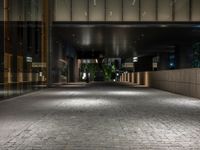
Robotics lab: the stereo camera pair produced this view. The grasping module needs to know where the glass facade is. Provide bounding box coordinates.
[0,0,45,99]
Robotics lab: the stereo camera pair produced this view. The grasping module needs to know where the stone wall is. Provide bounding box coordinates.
[120,68,200,99]
[148,68,200,99]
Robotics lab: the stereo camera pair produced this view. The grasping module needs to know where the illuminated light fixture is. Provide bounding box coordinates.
[39,72,43,77]
[109,11,113,16]
[26,57,32,62]
[160,24,168,28]
[82,73,86,80]
[170,63,174,67]
[133,57,138,62]
[142,11,146,17]
[94,0,97,6]
[132,0,136,6]
[193,25,200,28]
[95,59,98,63]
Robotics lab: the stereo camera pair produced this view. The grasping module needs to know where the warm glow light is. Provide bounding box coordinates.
[64,98,113,108]
[82,29,91,46]
[161,97,200,108]
[82,73,86,80]
[42,90,152,97]
[106,90,151,96]
[133,57,138,62]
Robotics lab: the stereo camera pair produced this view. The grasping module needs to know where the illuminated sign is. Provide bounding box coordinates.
[26,57,32,62]
[123,63,134,68]
[32,63,47,68]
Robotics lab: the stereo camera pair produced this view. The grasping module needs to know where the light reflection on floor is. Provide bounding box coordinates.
[0,82,200,149]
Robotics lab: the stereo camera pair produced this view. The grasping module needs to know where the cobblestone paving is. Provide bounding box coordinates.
[0,82,200,150]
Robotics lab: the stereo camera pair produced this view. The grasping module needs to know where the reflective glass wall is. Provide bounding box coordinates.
[0,0,46,100]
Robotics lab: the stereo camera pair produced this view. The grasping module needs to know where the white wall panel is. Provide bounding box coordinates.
[157,0,172,21]
[191,0,200,21]
[72,0,88,21]
[174,0,189,21]
[54,0,71,21]
[140,0,156,21]
[89,0,105,21]
[106,0,122,21]
[123,0,139,21]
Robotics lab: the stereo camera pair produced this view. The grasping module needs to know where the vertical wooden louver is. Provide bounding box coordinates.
[41,0,49,85]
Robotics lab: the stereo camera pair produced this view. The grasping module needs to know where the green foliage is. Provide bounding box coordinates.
[81,63,116,81]
[102,65,112,80]
[81,63,98,80]
[103,64,115,81]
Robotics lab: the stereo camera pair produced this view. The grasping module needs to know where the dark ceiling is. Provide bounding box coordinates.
[53,23,200,58]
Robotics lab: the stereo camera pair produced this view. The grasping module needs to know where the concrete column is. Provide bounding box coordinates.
[41,0,53,86]
[127,73,130,82]
[144,72,150,87]
[123,73,125,82]
[158,52,169,70]
[3,0,10,97]
[136,72,140,85]
[131,73,135,84]
[74,58,80,82]
[175,45,192,69]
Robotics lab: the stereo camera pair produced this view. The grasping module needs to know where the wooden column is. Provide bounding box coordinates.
[41,0,49,85]
[3,0,10,96]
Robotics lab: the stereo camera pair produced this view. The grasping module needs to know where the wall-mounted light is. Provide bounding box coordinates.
[82,72,86,80]
[132,0,136,6]
[39,72,43,77]
[133,57,138,62]
[142,11,146,17]
[94,0,97,6]
[109,11,113,16]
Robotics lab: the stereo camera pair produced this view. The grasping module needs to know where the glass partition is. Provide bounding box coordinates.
[1,0,45,100]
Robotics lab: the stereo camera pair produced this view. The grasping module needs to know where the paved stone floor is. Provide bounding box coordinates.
[0,82,200,150]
